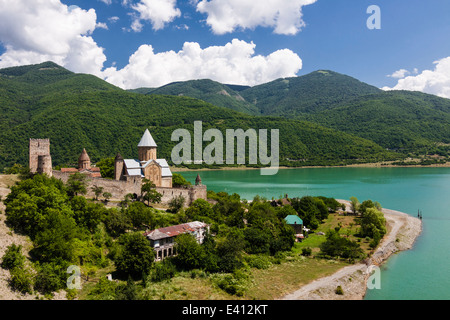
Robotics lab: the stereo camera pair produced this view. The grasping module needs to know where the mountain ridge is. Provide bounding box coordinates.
[0,61,401,170]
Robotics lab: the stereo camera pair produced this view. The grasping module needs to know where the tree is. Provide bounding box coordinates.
[103,192,112,203]
[360,208,387,239]
[244,227,271,254]
[168,195,185,213]
[126,201,154,230]
[114,232,155,279]
[141,179,162,206]
[34,261,70,294]
[10,267,34,294]
[185,199,214,221]
[349,197,360,215]
[115,276,139,300]
[1,244,25,270]
[150,259,177,282]
[291,196,320,229]
[320,229,364,260]
[32,209,78,263]
[91,185,104,201]
[216,229,245,273]
[172,173,191,187]
[120,193,134,208]
[96,157,115,179]
[173,233,203,270]
[67,172,88,197]
[104,208,132,237]
[4,174,69,238]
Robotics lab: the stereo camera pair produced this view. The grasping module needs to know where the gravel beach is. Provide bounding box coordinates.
[282,200,423,300]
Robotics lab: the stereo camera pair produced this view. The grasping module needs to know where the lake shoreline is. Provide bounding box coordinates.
[281,200,423,300]
[171,162,450,172]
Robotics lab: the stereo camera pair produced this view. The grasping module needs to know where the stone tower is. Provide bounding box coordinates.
[195,174,202,186]
[29,139,52,177]
[114,153,124,180]
[138,129,157,162]
[78,148,91,170]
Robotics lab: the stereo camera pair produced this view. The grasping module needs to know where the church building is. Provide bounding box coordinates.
[60,148,102,178]
[114,129,173,188]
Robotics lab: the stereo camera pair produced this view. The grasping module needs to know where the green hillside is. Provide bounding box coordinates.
[129,70,450,155]
[0,62,399,170]
[239,70,382,115]
[306,91,450,152]
[132,79,260,115]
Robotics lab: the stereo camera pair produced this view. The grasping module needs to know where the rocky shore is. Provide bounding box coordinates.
[282,200,423,300]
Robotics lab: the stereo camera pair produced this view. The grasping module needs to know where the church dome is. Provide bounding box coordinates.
[79,148,90,161]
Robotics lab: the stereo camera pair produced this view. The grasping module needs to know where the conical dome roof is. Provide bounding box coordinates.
[138,129,157,147]
[78,148,90,161]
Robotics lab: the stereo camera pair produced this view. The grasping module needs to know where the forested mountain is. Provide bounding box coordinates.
[238,70,382,115]
[133,70,450,154]
[0,62,399,170]
[130,79,260,115]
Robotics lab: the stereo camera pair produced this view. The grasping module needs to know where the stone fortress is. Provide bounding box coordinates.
[29,129,207,206]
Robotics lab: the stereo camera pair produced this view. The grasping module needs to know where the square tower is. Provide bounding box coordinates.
[29,139,52,176]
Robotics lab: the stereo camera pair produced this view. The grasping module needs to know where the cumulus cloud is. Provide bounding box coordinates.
[96,22,109,30]
[387,69,410,79]
[0,0,106,76]
[129,0,181,31]
[387,68,419,79]
[383,57,450,99]
[103,39,303,89]
[194,0,317,35]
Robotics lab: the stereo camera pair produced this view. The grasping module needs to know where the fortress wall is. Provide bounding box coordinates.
[53,170,205,205]
[53,170,141,201]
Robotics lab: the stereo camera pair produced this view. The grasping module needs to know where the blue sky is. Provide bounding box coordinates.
[1,0,450,96]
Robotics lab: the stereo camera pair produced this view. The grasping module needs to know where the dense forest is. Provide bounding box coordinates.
[0,62,401,171]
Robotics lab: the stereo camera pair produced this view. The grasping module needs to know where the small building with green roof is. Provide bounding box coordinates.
[284,215,304,241]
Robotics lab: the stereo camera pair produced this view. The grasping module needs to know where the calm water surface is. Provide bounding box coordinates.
[181,167,450,300]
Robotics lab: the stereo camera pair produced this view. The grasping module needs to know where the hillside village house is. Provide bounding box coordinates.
[284,215,304,242]
[144,221,210,261]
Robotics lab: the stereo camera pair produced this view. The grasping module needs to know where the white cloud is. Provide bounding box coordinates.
[96,22,109,30]
[130,0,181,31]
[99,0,112,5]
[108,16,120,23]
[194,0,317,35]
[387,69,410,79]
[382,57,450,99]
[0,0,106,76]
[102,39,303,89]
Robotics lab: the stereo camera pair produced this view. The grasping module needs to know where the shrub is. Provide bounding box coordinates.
[9,268,34,294]
[301,247,312,257]
[33,261,69,294]
[1,244,25,270]
[212,273,248,297]
[151,259,177,282]
[245,255,272,270]
[335,285,344,295]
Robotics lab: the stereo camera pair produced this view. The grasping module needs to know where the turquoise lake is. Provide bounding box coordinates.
[180,167,450,300]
